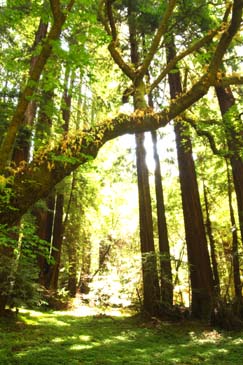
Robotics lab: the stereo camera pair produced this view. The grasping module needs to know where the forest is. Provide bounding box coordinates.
[0,0,243,362]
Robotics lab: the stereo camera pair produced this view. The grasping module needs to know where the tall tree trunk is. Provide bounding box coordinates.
[0,246,14,315]
[215,85,243,310]
[62,172,78,297]
[36,64,72,291]
[33,85,55,288]
[12,20,48,165]
[215,86,243,246]
[203,182,220,295]
[225,159,242,307]
[36,193,64,291]
[79,236,92,294]
[151,130,173,307]
[127,0,160,315]
[135,132,161,315]
[167,41,214,319]
[35,196,55,287]
[67,241,77,298]
[48,194,64,290]
[47,66,73,290]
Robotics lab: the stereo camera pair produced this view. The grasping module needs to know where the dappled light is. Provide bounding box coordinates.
[1,308,243,364]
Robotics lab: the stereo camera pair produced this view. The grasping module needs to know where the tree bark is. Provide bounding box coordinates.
[167,41,214,319]
[225,159,242,305]
[151,130,173,307]
[127,0,161,315]
[215,86,243,245]
[34,196,55,287]
[48,193,64,290]
[135,132,161,315]
[203,182,220,294]
[62,172,78,298]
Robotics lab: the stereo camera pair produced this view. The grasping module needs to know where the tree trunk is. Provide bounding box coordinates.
[79,237,92,295]
[48,193,64,290]
[225,159,242,306]
[215,85,243,310]
[203,182,220,295]
[12,20,48,165]
[127,0,160,315]
[135,132,161,315]
[35,62,72,291]
[151,130,173,307]
[35,196,55,287]
[167,41,214,319]
[215,86,243,245]
[68,241,77,298]
[0,246,13,314]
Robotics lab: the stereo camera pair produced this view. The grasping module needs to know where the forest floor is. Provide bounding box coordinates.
[0,305,243,365]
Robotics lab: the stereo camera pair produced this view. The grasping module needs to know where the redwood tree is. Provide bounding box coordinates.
[167,41,214,319]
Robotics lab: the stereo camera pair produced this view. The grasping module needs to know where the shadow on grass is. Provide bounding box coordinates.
[0,309,243,365]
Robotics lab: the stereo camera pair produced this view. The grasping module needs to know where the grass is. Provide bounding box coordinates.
[0,306,243,365]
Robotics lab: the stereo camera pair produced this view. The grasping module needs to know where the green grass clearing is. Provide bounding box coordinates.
[0,307,243,364]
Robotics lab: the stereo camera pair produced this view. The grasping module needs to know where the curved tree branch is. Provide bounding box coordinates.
[98,0,135,80]
[184,116,230,157]
[105,0,117,41]
[150,27,221,92]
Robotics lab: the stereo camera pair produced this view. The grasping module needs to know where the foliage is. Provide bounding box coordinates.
[0,255,41,309]
[0,220,51,258]
[0,219,51,309]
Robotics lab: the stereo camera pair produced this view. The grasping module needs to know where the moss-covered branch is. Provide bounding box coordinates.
[0,72,213,226]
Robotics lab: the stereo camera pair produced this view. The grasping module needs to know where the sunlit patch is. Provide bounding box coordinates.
[201,330,222,341]
[79,335,92,341]
[56,306,100,317]
[69,344,93,351]
[217,348,229,354]
[189,329,223,344]
[52,337,65,343]
[19,309,70,327]
[55,303,132,318]
[20,309,45,317]
[232,338,243,344]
